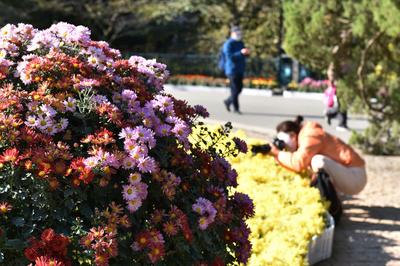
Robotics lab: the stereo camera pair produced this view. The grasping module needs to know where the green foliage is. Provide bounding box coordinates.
[283,0,400,155]
[283,0,343,70]
[0,0,280,59]
[349,121,400,155]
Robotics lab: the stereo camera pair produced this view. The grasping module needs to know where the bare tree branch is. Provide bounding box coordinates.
[357,30,386,113]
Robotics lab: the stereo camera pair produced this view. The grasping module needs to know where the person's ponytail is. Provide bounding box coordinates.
[276,115,304,134]
[294,115,304,126]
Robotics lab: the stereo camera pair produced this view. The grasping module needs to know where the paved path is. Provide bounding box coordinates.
[317,155,400,266]
[165,85,368,142]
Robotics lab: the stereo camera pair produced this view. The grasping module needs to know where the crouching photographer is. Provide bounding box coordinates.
[264,116,367,223]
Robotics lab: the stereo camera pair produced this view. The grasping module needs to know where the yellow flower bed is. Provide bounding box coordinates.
[230,133,327,266]
[190,125,327,265]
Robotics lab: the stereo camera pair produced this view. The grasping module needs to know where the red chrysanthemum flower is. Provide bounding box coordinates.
[70,157,85,171]
[211,256,225,266]
[118,215,131,228]
[163,221,178,236]
[69,157,95,184]
[20,126,40,144]
[223,230,233,243]
[34,256,65,266]
[0,148,19,164]
[50,234,70,253]
[36,162,52,178]
[24,228,71,264]
[80,233,94,248]
[0,202,12,214]
[94,252,109,266]
[78,168,94,184]
[24,247,40,262]
[135,231,151,249]
[147,243,165,264]
[41,228,56,243]
[151,209,164,224]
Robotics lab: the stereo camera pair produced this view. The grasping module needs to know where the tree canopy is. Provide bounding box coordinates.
[283,0,400,154]
[0,0,280,57]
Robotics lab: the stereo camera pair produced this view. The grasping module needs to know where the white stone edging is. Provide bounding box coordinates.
[282,90,324,100]
[165,84,325,100]
[164,84,272,97]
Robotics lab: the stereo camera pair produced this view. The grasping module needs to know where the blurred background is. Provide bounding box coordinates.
[0,0,320,86]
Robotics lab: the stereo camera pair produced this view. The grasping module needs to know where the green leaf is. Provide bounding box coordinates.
[32,209,48,221]
[64,188,74,197]
[65,198,75,210]
[11,217,25,227]
[5,239,25,250]
[80,203,93,219]
[22,226,35,239]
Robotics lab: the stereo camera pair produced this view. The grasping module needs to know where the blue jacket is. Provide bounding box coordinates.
[223,38,246,76]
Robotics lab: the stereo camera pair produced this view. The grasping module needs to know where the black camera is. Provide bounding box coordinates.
[250,138,286,155]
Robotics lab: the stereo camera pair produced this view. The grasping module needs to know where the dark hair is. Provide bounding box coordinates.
[276,115,304,134]
[230,25,241,33]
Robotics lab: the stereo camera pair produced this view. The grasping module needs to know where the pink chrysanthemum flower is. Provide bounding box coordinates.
[128,173,141,184]
[137,156,157,173]
[126,198,142,213]
[122,184,139,201]
[122,156,136,169]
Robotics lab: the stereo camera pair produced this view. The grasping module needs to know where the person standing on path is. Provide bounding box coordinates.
[325,63,349,131]
[222,25,250,114]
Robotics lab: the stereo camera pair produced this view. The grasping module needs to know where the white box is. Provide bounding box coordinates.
[307,213,335,265]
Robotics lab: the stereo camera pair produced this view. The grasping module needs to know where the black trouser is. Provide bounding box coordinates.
[226,74,243,112]
[337,111,348,127]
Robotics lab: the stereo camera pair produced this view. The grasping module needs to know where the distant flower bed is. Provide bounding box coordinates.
[244,77,277,89]
[168,74,227,87]
[168,75,277,89]
[287,78,328,92]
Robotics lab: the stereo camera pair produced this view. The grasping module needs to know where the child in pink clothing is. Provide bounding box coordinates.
[323,80,338,125]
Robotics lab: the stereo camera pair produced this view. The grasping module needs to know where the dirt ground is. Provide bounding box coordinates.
[242,129,400,265]
[317,155,400,266]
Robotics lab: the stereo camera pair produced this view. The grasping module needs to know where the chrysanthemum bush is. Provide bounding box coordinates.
[0,22,253,265]
[191,127,328,266]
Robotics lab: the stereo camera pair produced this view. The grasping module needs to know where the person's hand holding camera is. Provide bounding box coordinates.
[250,138,285,156]
[269,144,280,157]
[241,48,250,56]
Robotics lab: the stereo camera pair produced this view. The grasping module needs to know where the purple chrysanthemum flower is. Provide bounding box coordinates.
[119,127,134,140]
[232,137,248,154]
[233,192,254,219]
[137,156,157,173]
[193,105,209,118]
[122,184,140,201]
[192,197,217,230]
[121,89,137,101]
[129,145,148,161]
[122,156,136,169]
[155,123,172,137]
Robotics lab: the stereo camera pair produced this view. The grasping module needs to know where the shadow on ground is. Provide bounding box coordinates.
[316,199,400,266]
